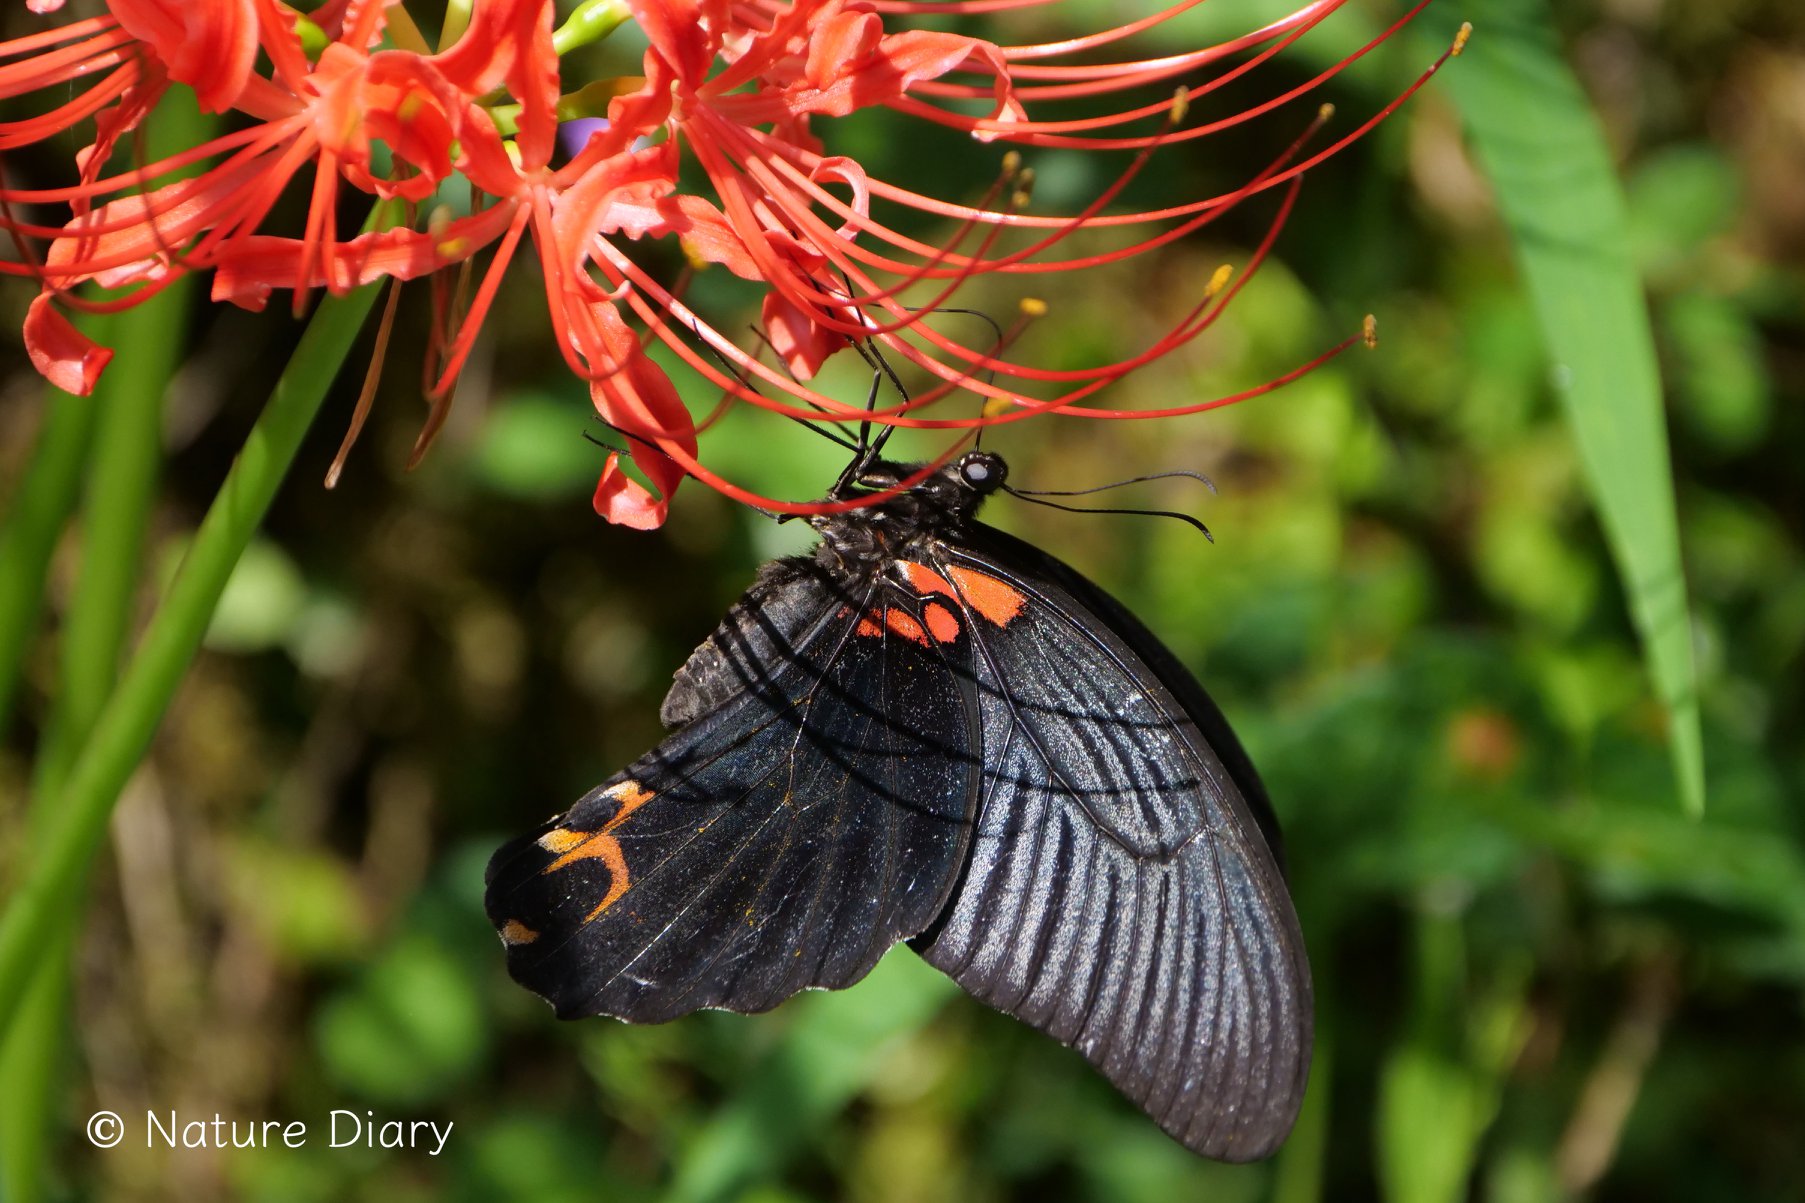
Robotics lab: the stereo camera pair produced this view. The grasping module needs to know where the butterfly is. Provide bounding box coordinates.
[484,449,1311,1161]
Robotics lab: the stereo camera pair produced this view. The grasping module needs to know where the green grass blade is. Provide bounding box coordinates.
[0,276,386,1043]
[0,227,202,1203]
[1423,2,1704,814]
[0,92,216,1202]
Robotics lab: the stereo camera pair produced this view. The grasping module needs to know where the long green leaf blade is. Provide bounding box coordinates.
[1425,3,1704,814]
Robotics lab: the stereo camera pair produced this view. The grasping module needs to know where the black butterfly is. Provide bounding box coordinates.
[484,450,1311,1161]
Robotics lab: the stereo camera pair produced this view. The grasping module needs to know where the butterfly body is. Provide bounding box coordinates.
[486,452,1311,1160]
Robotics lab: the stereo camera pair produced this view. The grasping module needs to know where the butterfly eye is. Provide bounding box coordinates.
[959,452,1006,493]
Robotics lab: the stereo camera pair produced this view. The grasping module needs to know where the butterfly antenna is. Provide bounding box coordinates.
[827,358,888,500]
[695,320,860,456]
[836,336,914,487]
[584,423,785,522]
[1002,487,1215,543]
[1010,468,1219,497]
[583,421,626,453]
[930,306,1007,450]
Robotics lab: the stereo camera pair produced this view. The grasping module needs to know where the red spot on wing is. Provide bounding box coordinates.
[948,565,1026,627]
[854,605,933,647]
[923,602,961,643]
[902,561,956,598]
[883,607,930,646]
[900,560,1026,629]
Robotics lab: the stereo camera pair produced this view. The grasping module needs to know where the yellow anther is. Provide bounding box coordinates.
[679,235,712,271]
[1019,297,1048,318]
[1453,23,1472,56]
[1206,264,1234,297]
[1363,314,1379,349]
[1011,167,1036,209]
[1170,86,1190,125]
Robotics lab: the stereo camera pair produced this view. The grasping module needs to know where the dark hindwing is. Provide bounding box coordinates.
[485,559,978,1022]
[910,527,1312,1162]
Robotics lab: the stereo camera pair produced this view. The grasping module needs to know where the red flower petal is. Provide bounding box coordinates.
[311,50,470,201]
[25,292,113,395]
[621,0,718,88]
[109,0,258,113]
[592,451,668,531]
[587,306,697,530]
[208,204,518,309]
[761,289,842,381]
[43,155,271,286]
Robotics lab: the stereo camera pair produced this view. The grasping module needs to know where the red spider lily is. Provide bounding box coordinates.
[2,0,1466,528]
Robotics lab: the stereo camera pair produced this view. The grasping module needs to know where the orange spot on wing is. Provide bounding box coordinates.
[923,602,961,644]
[948,565,1026,627]
[538,828,587,856]
[582,847,633,922]
[535,780,658,922]
[606,780,656,817]
[500,919,539,945]
[857,613,884,639]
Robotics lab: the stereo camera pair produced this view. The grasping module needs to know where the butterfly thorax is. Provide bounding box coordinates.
[810,452,1007,577]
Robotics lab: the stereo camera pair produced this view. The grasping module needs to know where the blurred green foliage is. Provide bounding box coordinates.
[2,1,1804,1201]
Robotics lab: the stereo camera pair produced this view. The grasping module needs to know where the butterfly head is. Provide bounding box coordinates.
[843,451,1006,502]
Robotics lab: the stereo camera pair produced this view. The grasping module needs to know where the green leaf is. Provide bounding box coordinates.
[0,251,392,1043]
[669,950,957,1203]
[1376,909,1530,1203]
[1423,3,1704,814]
[315,935,489,1106]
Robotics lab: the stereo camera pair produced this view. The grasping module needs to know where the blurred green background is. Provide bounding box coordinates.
[2,1,1803,1200]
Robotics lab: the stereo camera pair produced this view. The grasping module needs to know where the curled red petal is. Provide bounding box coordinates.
[506,0,559,172]
[587,306,698,530]
[592,452,668,530]
[108,0,258,113]
[717,25,1022,132]
[208,204,518,309]
[548,143,679,256]
[43,155,270,287]
[25,293,113,395]
[621,0,716,88]
[805,8,883,91]
[662,195,762,279]
[761,289,842,380]
[311,50,470,201]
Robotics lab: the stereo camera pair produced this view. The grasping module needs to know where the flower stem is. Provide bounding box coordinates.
[553,0,631,56]
[0,248,197,1203]
[33,289,193,797]
[441,0,474,51]
[0,370,104,740]
[0,279,385,1042]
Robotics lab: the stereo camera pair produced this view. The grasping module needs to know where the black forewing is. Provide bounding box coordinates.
[485,559,979,1023]
[910,526,1311,1162]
